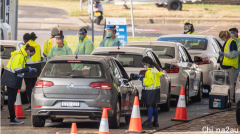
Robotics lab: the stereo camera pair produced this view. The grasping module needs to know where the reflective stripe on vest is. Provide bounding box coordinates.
[47,40,49,55]
[5,54,24,73]
[143,71,159,90]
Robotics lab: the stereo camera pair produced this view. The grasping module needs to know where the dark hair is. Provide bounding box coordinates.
[56,30,64,38]
[219,31,231,39]
[109,25,117,33]
[229,28,238,33]
[23,32,37,41]
[184,22,195,34]
[142,56,161,71]
[25,44,35,53]
[79,27,87,33]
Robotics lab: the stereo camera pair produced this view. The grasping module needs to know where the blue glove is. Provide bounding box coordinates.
[29,67,37,72]
[134,74,143,79]
[219,52,224,56]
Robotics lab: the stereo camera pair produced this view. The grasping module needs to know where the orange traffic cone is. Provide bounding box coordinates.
[98,108,109,134]
[56,132,60,134]
[126,96,145,133]
[70,123,77,134]
[14,90,26,119]
[171,87,188,122]
[124,93,130,111]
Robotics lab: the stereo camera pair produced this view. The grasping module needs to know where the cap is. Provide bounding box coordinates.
[51,28,59,36]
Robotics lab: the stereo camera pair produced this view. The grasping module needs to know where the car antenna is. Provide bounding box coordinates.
[118,41,120,49]
[75,54,78,59]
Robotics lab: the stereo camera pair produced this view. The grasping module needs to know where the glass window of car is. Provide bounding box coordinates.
[96,53,143,67]
[179,46,189,62]
[211,38,220,53]
[114,60,129,79]
[108,60,122,79]
[213,38,223,51]
[0,46,16,59]
[157,37,208,50]
[41,61,103,78]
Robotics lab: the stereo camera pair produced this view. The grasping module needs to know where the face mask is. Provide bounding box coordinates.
[184,30,189,33]
[107,32,113,37]
[144,65,148,68]
[79,35,84,40]
[26,55,31,58]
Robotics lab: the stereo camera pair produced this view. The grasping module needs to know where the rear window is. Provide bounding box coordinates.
[0,47,16,59]
[96,54,143,67]
[157,37,208,50]
[41,61,103,78]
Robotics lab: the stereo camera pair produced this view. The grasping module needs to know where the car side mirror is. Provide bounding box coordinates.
[194,56,203,63]
[129,73,138,81]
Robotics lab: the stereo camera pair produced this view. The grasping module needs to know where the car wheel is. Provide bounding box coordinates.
[192,76,203,102]
[160,86,171,111]
[51,118,63,122]
[21,91,29,104]
[185,80,189,106]
[1,85,5,109]
[167,0,182,11]
[32,115,45,127]
[125,115,131,125]
[237,108,240,125]
[109,99,121,129]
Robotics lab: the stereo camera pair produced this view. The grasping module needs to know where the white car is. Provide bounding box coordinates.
[92,47,172,111]
[157,34,222,92]
[125,41,203,105]
[235,73,240,125]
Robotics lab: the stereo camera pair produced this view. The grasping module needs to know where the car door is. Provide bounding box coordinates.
[182,46,201,96]
[146,50,167,104]
[113,59,134,113]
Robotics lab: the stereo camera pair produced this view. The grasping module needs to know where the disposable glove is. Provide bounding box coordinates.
[134,74,144,79]
[219,52,224,56]
[29,67,37,72]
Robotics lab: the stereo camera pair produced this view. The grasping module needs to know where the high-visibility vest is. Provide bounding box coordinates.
[222,38,238,69]
[186,31,196,35]
[5,50,26,74]
[21,40,41,64]
[142,68,162,90]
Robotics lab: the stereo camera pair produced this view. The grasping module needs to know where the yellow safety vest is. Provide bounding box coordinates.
[21,40,41,64]
[222,38,239,69]
[5,50,26,73]
[143,68,162,90]
[186,31,196,35]
[44,38,68,56]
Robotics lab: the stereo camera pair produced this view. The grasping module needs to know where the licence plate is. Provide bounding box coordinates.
[94,12,101,16]
[61,102,80,107]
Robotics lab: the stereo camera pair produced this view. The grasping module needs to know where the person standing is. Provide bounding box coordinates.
[47,33,72,61]
[21,32,41,111]
[219,31,238,102]
[43,28,68,57]
[134,56,162,128]
[74,27,94,55]
[183,23,196,34]
[1,44,36,124]
[99,25,120,47]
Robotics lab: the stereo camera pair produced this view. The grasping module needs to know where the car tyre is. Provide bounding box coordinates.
[32,115,45,127]
[51,118,64,122]
[125,115,131,125]
[167,0,182,11]
[192,76,203,102]
[1,84,5,109]
[185,80,189,106]
[21,91,29,104]
[236,107,240,125]
[160,86,171,111]
[109,99,121,129]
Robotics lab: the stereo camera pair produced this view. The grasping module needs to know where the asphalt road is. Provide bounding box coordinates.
[1,97,235,134]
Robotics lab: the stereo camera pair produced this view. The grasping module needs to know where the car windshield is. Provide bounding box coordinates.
[96,54,143,67]
[157,37,208,50]
[0,47,16,59]
[41,61,103,78]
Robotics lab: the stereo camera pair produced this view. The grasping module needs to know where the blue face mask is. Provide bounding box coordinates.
[26,55,31,58]
[144,65,148,68]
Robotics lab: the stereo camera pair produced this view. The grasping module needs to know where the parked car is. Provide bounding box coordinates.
[0,40,30,103]
[235,73,240,125]
[157,34,222,92]
[125,41,203,105]
[91,47,172,111]
[1,45,5,109]
[31,55,137,128]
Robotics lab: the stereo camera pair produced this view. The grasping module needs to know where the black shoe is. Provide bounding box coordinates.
[153,121,159,127]
[142,121,153,128]
[10,117,24,125]
[25,106,31,111]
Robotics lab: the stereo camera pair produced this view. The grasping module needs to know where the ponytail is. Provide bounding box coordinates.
[25,44,35,53]
[151,61,161,71]
[23,32,37,41]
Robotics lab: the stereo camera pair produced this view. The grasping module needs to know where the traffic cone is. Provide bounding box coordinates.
[56,132,60,134]
[98,109,109,134]
[125,96,145,133]
[171,87,188,122]
[14,90,26,119]
[70,123,77,134]
[124,93,129,111]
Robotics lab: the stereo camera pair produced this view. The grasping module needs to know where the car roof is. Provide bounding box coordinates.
[0,40,22,47]
[92,47,148,55]
[48,55,112,62]
[125,41,184,47]
[159,34,211,38]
